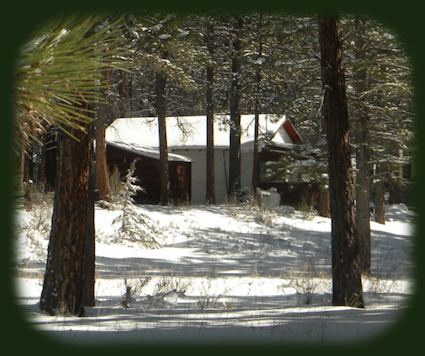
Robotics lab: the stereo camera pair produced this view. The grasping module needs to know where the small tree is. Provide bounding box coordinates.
[113,160,160,248]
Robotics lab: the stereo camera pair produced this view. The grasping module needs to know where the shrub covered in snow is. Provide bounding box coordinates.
[112,160,160,248]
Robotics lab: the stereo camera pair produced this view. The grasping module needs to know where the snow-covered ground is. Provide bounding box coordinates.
[13,199,414,344]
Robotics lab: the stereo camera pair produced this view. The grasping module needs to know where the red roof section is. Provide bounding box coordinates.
[282,119,303,144]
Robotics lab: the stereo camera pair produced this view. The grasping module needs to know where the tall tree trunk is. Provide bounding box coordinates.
[355,114,371,273]
[96,69,111,201]
[388,145,404,204]
[252,20,262,195]
[37,132,48,193]
[40,126,90,316]
[156,68,170,205]
[374,164,386,224]
[205,23,216,204]
[352,16,371,273]
[319,15,364,308]
[252,102,260,194]
[228,16,243,201]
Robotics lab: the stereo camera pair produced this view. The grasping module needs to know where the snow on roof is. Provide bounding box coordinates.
[106,114,300,152]
[107,141,193,162]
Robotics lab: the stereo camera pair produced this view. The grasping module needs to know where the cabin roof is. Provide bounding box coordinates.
[107,141,193,162]
[106,114,302,152]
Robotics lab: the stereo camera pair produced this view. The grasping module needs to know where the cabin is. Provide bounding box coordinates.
[42,128,193,204]
[106,114,306,205]
[106,141,192,204]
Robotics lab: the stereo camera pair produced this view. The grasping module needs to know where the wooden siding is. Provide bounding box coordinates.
[106,143,191,205]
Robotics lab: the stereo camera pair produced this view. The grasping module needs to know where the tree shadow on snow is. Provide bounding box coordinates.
[22,290,407,344]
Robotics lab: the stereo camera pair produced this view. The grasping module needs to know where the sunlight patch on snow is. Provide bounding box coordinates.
[96,244,197,263]
[13,203,414,342]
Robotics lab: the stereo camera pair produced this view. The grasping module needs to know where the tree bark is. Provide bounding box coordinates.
[228,16,243,201]
[319,15,364,308]
[355,114,371,273]
[40,126,90,316]
[352,16,371,273]
[156,68,170,205]
[252,20,262,195]
[205,22,216,205]
[252,104,260,194]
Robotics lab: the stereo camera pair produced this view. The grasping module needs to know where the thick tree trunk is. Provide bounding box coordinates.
[205,23,216,205]
[228,17,243,201]
[319,15,364,308]
[156,69,170,205]
[40,127,90,316]
[96,69,111,201]
[355,115,371,273]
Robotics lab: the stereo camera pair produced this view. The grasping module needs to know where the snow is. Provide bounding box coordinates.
[107,141,192,162]
[105,114,292,152]
[13,201,413,344]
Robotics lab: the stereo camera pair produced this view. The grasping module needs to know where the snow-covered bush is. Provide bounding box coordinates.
[121,277,152,308]
[144,277,190,307]
[287,262,328,305]
[227,190,274,226]
[153,277,189,297]
[197,285,221,310]
[112,160,160,248]
[15,198,52,265]
[238,191,275,227]
[364,252,402,300]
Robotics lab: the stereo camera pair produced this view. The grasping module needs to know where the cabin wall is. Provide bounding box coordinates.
[106,144,191,205]
[171,148,254,204]
[241,151,254,190]
[171,148,226,204]
[106,144,160,203]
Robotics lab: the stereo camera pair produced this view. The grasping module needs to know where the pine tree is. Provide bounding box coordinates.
[341,16,414,268]
[319,15,364,308]
[126,14,199,204]
[343,16,413,223]
[113,159,160,248]
[23,15,128,316]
